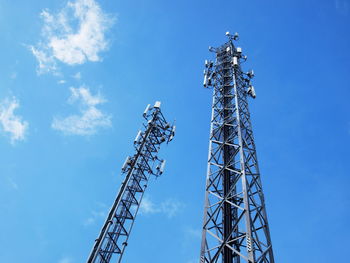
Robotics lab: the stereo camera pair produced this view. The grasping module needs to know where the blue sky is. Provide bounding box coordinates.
[0,0,349,262]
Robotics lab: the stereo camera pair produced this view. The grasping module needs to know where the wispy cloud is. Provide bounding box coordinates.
[0,97,28,143]
[181,226,202,258]
[335,0,349,15]
[52,86,111,135]
[10,72,17,79]
[83,203,107,226]
[140,196,159,214]
[31,0,114,74]
[8,177,19,190]
[73,72,82,80]
[139,196,185,218]
[58,256,73,263]
[184,227,201,239]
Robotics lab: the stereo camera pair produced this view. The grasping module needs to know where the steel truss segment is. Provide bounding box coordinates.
[200,35,275,263]
[87,102,175,263]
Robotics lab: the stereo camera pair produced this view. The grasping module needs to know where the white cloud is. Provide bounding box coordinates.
[30,45,58,74]
[31,0,114,74]
[58,79,66,84]
[0,97,28,143]
[140,196,185,218]
[52,86,111,135]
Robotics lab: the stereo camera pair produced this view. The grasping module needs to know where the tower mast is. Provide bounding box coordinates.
[200,33,274,263]
[87,101,175,263]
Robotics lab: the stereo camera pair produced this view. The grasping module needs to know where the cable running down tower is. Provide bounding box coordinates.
[87,101,175,263]
[200,32,275,263]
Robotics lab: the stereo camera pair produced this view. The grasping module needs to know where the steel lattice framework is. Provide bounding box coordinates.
[87,101,175,263]
[199,33,275,263]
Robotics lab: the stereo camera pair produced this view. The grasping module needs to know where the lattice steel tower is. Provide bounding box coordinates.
[200,32,274,263]
[87,101,175,263]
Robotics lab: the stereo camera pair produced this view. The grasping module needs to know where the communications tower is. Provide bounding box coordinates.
[200,33,275,263]
[87,101,175,263]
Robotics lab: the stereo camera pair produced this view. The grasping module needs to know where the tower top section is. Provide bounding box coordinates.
[203,32,256,99]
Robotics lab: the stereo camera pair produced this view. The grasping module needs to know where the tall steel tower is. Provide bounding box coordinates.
[87,101,175,263]
[200,33,274,263]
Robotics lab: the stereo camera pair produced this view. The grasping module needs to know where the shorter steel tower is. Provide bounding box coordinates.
[200,32,274,263]
[87,101,175,263]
